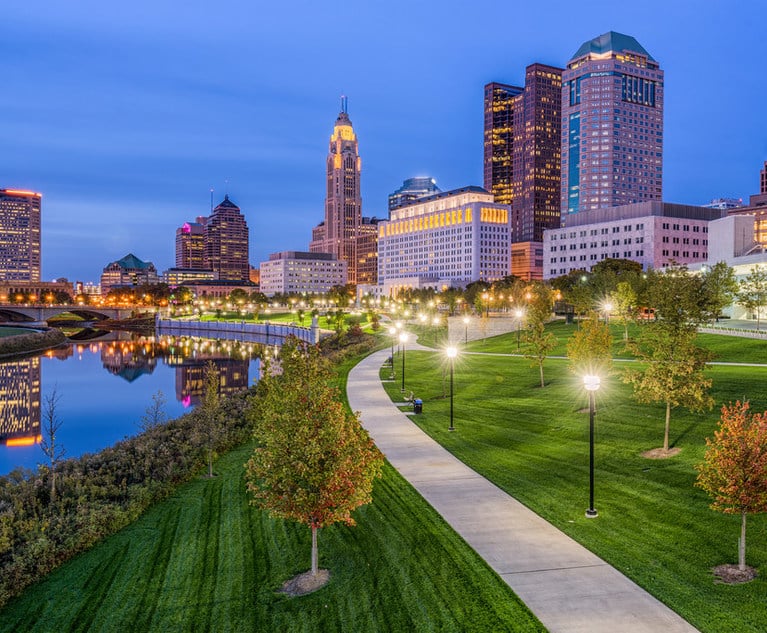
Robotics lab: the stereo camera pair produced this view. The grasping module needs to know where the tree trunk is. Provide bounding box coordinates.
[664,401,671,452]
[739,510,747,571]
[311,524,319,576]
[539,361,545,388]
[51,471,56,503]
[208,448,213,478]
[623,322,628,341]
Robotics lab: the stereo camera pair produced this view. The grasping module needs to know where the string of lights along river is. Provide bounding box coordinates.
[0,331,265,475]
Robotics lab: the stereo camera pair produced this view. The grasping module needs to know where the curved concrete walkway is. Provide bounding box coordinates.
[348,347,699,633]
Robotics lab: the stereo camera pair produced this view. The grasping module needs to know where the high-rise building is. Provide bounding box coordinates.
[484,82,523,207]
[388,177,441,213]
[309,98,362,283]
[0,189,42,282]
[0,357,41,447]
[355,216,381,286]
[175,218,207,269]
[205,195,250,282]
[561,31,664,223]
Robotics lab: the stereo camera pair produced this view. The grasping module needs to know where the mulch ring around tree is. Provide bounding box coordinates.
[713,564,758,584]
[642,447,681,459]
[279,569,331,597]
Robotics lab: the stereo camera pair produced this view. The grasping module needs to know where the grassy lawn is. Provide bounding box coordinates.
[0,326,33,337]
[381,342,767,633]
[0,444,543,633]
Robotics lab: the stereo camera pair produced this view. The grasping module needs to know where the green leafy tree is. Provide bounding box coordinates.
[645,265,709,332]
[612,280,639,341]
[199,361,221,478]
[700,262,737,323]
[566,312,613,379]
[696,401,767,572]
[246,339,384,577]
[524,284,557,387]
[590,258,642,297]
[623,325,714,452]
[737,265,767,330]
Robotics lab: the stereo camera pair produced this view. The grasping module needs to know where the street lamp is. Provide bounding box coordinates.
[399,331,409,392]
[514,308,524,351]
[603,302,613,325]
[446,346,457,431]
[583,374,601,518]
[463,315,470,344]
[388,326,397,379]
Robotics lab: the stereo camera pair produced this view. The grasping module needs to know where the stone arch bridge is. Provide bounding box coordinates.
[0,305,135,324]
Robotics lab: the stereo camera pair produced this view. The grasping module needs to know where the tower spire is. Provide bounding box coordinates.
[340,94,348,114]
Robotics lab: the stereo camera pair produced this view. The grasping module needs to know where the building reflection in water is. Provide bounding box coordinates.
[0,357,42,447]
[0,332,264,450]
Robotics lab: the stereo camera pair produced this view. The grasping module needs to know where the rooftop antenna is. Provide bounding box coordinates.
[225,177,230,197]
[209,187,214,212]
[340,94,347,114]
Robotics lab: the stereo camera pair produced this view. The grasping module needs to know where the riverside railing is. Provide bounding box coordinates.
[699,325,767,339]
[155,316,320,345]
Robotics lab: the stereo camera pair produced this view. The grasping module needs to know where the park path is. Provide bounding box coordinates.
[347,345,699,633]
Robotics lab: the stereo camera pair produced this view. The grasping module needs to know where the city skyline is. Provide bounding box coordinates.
[3,0,767,282]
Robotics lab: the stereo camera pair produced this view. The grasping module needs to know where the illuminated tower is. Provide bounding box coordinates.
[205,195,249,282]
[310,97,362,283]
[561,31,663,222]
[0,189,42,282]
[175,218,207,269]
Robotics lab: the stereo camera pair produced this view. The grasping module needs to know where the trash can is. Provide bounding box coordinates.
[413,398,423,414]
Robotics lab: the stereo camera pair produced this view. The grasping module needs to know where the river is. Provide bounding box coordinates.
[0,330,266,476]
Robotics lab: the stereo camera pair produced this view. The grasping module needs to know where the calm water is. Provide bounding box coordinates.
[0,330,265,475]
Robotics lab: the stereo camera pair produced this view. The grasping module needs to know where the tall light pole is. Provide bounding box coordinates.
[463,315,470,344]
[583,374,601,518]
[514,308,524,351]
[446,346,457,431]
[399,331,408,392]
[603,302,613,325]
[388,326,397,379]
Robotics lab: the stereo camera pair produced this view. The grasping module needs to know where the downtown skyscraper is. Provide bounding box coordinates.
[310,98,363,284]
[483,64,563,243]
[0,189,41,282]
[561,31,663,223]
[205,195,250,282]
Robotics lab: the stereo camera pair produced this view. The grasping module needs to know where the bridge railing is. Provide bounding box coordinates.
[155,317,319,345]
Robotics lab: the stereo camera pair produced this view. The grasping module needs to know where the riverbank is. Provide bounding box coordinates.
[0,327,67,359]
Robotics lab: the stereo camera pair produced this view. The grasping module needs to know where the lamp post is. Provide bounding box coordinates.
[399,331,408,392]
[514,308,524,351]
[583,374,601,518]
[603,302,613,325]
[388,326,397,379]
[446,346,457,431]
[463,315,470,344]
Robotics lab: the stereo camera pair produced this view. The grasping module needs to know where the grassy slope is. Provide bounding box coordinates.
[383,343,767,633]
[0,445,543,633]
[0,339,543,633]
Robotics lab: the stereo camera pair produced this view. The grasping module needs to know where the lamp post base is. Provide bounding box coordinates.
[585,508,598,518]
[448,427,455,432]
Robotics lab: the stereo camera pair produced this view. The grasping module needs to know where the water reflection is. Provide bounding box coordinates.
[0,330,266,474]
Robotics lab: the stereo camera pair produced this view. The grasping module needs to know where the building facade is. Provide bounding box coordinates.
[0,357,41,447]
[561,32,664,222]
[163,268,217,287]
[100,253,160,292]
[309,98,363,283]
[388,177,441,213]
[205,195,250,282]
[377,187,512,295]
[355,217,380,286]
[259,251,347,297]
[484,82,523,206]
[0,189,42,282]
[543,201,724,279]
[175,219,207,269]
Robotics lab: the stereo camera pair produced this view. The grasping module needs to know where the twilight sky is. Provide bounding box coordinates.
[3,0,766,283]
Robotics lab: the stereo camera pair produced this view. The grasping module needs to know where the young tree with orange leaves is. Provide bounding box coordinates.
[696,401,767,572]
[245,337,383,578]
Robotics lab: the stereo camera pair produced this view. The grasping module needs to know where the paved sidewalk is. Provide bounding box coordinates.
[347,347,699,633]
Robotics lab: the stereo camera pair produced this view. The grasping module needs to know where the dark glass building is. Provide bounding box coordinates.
[205,195,250,282]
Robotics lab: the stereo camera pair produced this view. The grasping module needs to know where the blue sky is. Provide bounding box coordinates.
[3,0,766,282]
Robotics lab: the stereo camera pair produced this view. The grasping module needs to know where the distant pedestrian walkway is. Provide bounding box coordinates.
[347,348,699,633]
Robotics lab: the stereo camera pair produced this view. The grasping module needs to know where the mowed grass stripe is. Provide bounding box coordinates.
[0,444,543,632]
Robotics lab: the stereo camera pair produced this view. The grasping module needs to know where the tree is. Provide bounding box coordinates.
[700,262,737,324]
[696,401,767,572]
[566,312,613,379]
[524,284,557,387]
[612,280,639,341]
[644,265,709,332]
[199,362,221,478]
[40,387,66,503]
[623,325,714,452]
[737,265,767,330]
[138,390,168,431]
[245,338,383,578]
[590,258,642,298]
